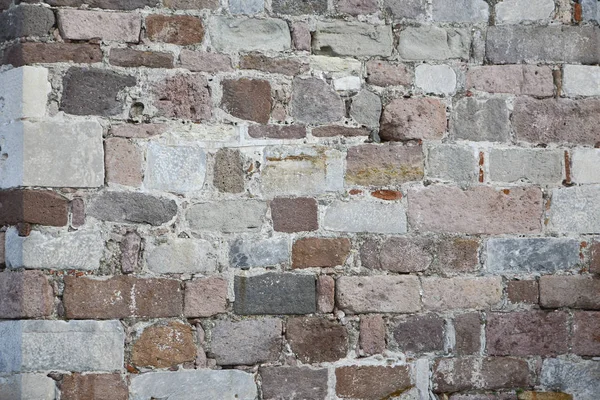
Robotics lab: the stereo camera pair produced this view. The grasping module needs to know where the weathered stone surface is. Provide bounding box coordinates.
[105,138,143,187]
[572,149,600,184]
[489,148,563,184]
[360,314,385,355]
[540,275,600,309]
[0,190,68,227]
[408,186,543,234]
[179,50,233,72]
[415,64,457,95]
[61,374,128,400]
[234,273,316,315]
[324,200,408,234]
[144,143,206,194]
[350,90,382,128]
[153,74,211,121]
[507,280,539,304]
[392,314,445,353]
[336,366,412,400]
[372,237,432,273]
[0,320,124,373]
[63,276,183,318]
[61,67,136,117]
[346,144,424,186]
[240,54,308,76]
[487,311,568,356]
[212,149,244,193]
[229,0,263,14]
[164,0,219,8]
[291,77,344,124]
[399,26,471,60]
[422,276,503,311]
[454,313,481,355]
[513,98,600,145]
[573,311,600,356]
[210,17,291,53]
[6,227,103,271]
[146,239,216,274]
[337,275,421,313]
[132,322,196,368]
[186,200,266,233]
[450,98,510,142]
[336,0,378,14]
[287,317,348,363]
[0,374,56,400]
[130,370,257,400]
[317,275,335,313]
[209,318,282,365]
[3,42,103,67]
[592,241,600,275]
[486,26,600,64]
[109,48,174,68]
[292,237,350,268]
[110,123,166,138]
[436,238,480,273]
[58,9,141,42]
[550,186,600,233]
[272,0,326,14]
[563,65,600,97]
[221,78,272,123]
[496,0,555,23]
[366,60,413,86]
[541,358,600,399]
[517,393,573,400]
[312,21,393,57]
[47,0,158,8]
[230,237,289,268]
[146,15,204,45]
[379,98,446,141]
[432,0,488,22]
[121,231,140,274]
[0,66,49,123]
[291,21,311,51]
[467,65,554,96]
[248,125,306,139]
[184,277,228,317]
[0,271,53,318]
[486,238,579,274]
[383,0,427,19]
[271,197,318,232]
[0,5,54,41]
[261,366,328,400]
[426,144,478,183]
[88,191,177,226]
[312,126,369,137]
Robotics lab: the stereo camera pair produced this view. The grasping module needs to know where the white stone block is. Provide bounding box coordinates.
[310,56,362,76]
[146,239,217,274]
[572,148,600,183]
[144,142,206,194]
[210,17,291,53]
[0,374,56,400]
[333,76,362,91]
[496,0,555,24]
[563,65,600,97]
[550,185,600,233]
[415,64,457,95]
[324,200,407,233]
[0,67,50,123]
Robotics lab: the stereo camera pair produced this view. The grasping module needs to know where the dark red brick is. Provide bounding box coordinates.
[109,48,173,68]
[0,271,54,318]
[287,317,348,363]
[336,366,411,399]
[248,125,306,139]
[507,280,539,304]
[61,373,128,400]
[221,78,272,123]
[392,314,445,353]
[454,313,481,355]
[240,53,308,75]
[0,190,69,227]
[572,311,600,356]
[360,314,386,355]
[271,197,318,233]
[2,42,102,67]
[312,125,370,137]
[292,237,351,268]
[146,15,204,45]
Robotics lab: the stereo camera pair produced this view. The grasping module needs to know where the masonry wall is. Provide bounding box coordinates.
[0,0,599,399]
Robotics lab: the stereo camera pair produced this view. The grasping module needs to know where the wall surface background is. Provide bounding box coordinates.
[0,0,599,398]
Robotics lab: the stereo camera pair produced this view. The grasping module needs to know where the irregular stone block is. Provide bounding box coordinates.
[230,237,289,268]
[88,191,177,226]
[336,366,412,399]
[572,311,600,356]
[0,190,68,227]
[539,275,600,309]
[489,148,563,184]
[415,64,457,95]
[380,98,446,141]
[549,185,600,233]
[359,315,385,355]
[366,60,413,86]
[286,317,348,363]
[507,280,539,304]
[213,149,245,193]
[271,197,318,233]
[184,277,228,317]
[48,0,158,8]
[61,374,128,400]
[153,74,211,122]
[392,314,445,353]
[0,5,55,41]
[109,48,174,68]
[261,366,328,400]
[337,275,421,313]
[317,275,335,313]
[221,78,272,123]
[146,15,204,45]
[467,65,554,96]
[454,313,481,355]
[229,0,263,14]
[132,322,196,368]
[324,200,407,234]
[0,271,53,318]
[312,21,393,57]
[422,276,503,311]
[179,50,233,73]
[0,66,49,123]
[58,9,141,42]
[292,237,350,269]
[210,17,291,53]
[291,77,344,124]
[495,0,555,23]
[399,26,471,60]
[186,200,266,233]
[105,138,143,187]
[432,0,489,22]
[541,358,600,399]
[146,239,217,274]
[350,89,381,128]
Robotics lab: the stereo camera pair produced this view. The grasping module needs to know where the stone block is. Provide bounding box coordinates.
[132,322,196,368]
[572,149,600,184]
[572,311,600,356]
[317,275,335,313]
[58,9,141,42]
[210,17,291,53]
[221,78,272,123]
[248,125,306,139]
[467,65,554,96]
[0,374,56,400]
[507,280,539,304]
[0,5,54,41]
[0,66,49,123]
[179,50,233,73]
[105,138,143,187]
[0,271,53,319]
[0,190,68,227]
[336,275,421,313]
[489,148,563,184]
[495,0,554,23]
[380,98,446,141]
[350,89,381,128]
[549,185,600,233]
[144,143,206,194]
[323,200,407,234]
[272,0,327,14]
[229,0,263,14]
[563,65,600,97]
[230,237,289,268]
[359,314,385,355]
[415,64,457,95]
[146,15,204,45]
[366,61,412,87]
[186,200,266,233]
[392,314,445,353]
[213,148,245,193]
[109,48,174,68]
[539,275,600,309]
[426,144,478,183]
[292,237,350,268]
[61,374,127,400]
[88,191,177,226]
[286,317,348,363]
[47,0,158,8]
[336,366,412,399]
[399,26,471,60]
[454,313,481,355]
[336,0,377,15]
[432,0,489,22]
[450,98,510,142]
[312,21,393,57]
[291,77,344,124]
[541,358,600,399]
[184,277,228,317]
[271,197,318,233]
[146,239,217,274]
[346,144,424,186]
[422,276,502,311]
[261,366,328,400]
[383,0,426,19]
[153,74,211,122]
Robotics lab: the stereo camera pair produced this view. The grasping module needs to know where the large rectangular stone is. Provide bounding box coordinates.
[261,366,328,400]
[130,370,257,400]
[88,191,177,226]
[486,25,600,64]
[398,26,471,60]
[0,271,53,318]
[539,275,600,309]
[0,5,55,41]
[422,276,503,310]
[0,374,56,400]
[336,275,421,313]
[0,320,124,373]
[0,66,50,123]
[563,65,600,97]
[145,239,217,274]
[186,200,267,233]
[5,227,104,271]
[486,238,580,274]
[210,17,291,53]
[495,0,555,24]
[432,0,489,22]
[541,358,600,399]
[57,9,141,42]
[489,148,563,184]
[233,273,316,315]
[408,186,543,234]
[144,143,206,194]
[323,200,407,234]
[312,21,393,57]
[230,237,289,268]
[572,149,600,184]
[549,185,600,233]
[467,65,554,96]
[0,120,104,188]
[450,98,510,142]
[426,144,478,183]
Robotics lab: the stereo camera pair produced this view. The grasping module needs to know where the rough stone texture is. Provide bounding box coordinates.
[210,17,291,53]
[144,143,206,194]
[132,322,196,368]
[129,370,257,400]
[146,239,216,274]
[383,0,427,19]
[0,190,68,227]
[291,77,344,124]
[164,0,219,8]
[426,144,478,183]
[507,280,539,304]
[422,276,503,311]
[450,98,510,142]
[513,98,600,145]
[454,313,481,355]
[88,191,177,226]
[153,74,211,121]
[271,197,318,232]
[486,238,579,274]
[496,0,555,23]
[517,393,573,400]
[415,64,457,95]
[0,320,124,373]
[261,366,328,400]
[221,78,272,123]
[0,271,53,318]
[109,48,174,68]
[0,5,54,41]
[3,42,103,67]
[105,138,143,187]
[324,200,408,234]
[317,275,335,313]
[230,237,289,268]
[486,26,600,64]
[366,61,413,86]
[58,10,141,42]
[61,67,136,117]
[379,98,446,141]
[360,314,385,355]
[346,144,424,186]
[61,374,128,400]
[291,21,311,51]
[272,0,326,14]
[240,54,308,76]
[399,26,471,60]
[369,237,433,273]
[572,311,600,356]
[350,90,382,128]
[549,186,600,233]
[110,123,166,138]
[184,277,228,317]
[47,0,158,8]
[337,275,421,313]
[179,50,233,72]
[121,231,141,274]
[486,311,568,356]
[146,15,204,45]
[336,366,412,400]
[563,65,600,97]
[186,200,266,233]
[287,317,348,363]
[541,358,600,400]
[432,0,488,22]
[312,21,393,57]
[248,125,306,139]
[489,148,563,184]
[292,237,350,268]
[408,186,543,234]
[63,276,183,318]
[0,374,56,400]
[336,0,378,14]
[229,0,264,14]
[539,275,600,309]
[467,65,554,96]
[312,126,369,137]
[392,314,445,353]
[0,66,50,124]
[209,318,282,365]
[234,273,316,315]
[572,149,600,184]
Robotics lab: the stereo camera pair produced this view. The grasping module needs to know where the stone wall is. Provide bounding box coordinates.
[0,0,599,399]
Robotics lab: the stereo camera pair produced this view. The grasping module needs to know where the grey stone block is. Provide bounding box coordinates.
[312,21,393,57]
[229,237,289,269]
[495,0,555,24]
[582,0,600,22]
[550,185,600,233]
[486,238,580,274]
[450,98,510,142]
[291,77,344,125]
[323,200,407,234]
[186,200,266,233]
[541,358,600,400]
[0,374,56,400]
[209,318,282,365]
[0,5,55,41]
[144,143,207,194]
[272,0,327,15]
[146,239,217,274]
[229,0,263,14]
[213,149,245,193]
[489,148,563,184]
[88,191,178,226]
[234,273,316,315]
[383,0,426,19]
[399,26,471,61]
[130,370,257,400]
[432,0,489,22]
[426,144,478,183]
[350,89,382,129]
[261,366,329,400]
[210,17,291,53]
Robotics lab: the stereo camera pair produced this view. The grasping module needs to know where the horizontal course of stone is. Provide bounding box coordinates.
[0,0,599,399]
